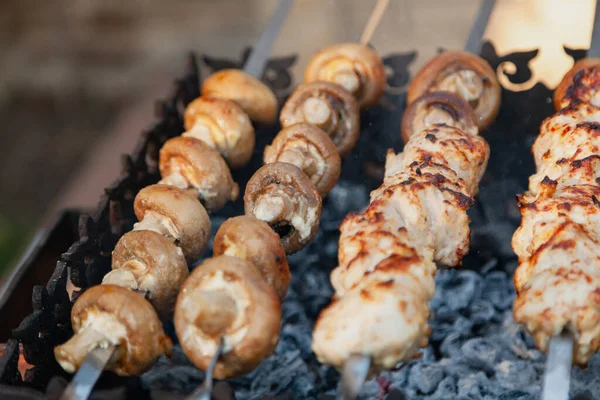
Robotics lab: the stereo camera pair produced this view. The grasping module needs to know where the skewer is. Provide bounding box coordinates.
[336,1,497,399]
[334,0,389,395]
[182,1,294,398]
[185,338,225,400]
[539,4,600,399]
[541,332,573,400]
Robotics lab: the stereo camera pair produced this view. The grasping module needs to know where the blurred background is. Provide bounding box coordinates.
[0,0,594,281]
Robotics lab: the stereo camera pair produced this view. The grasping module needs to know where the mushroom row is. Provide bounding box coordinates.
[54,68,278,377]
[175,42,387,378]
[245,43,385,254]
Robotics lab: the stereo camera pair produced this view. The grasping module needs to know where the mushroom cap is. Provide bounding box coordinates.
[184,97,255,169]
[264,123,341,197]
[304,43,386,108]
[244,162,322,254]
[213,215,290,300]
[107,230,189,320]
[201,69,278,125]
[159,136,239,212]
[553,57,600,110]
[66,284,172,376]
[134,184,210,264]
[407,51,501,131]
[280,81,360,157]
[174,255,281,378]
[401,91,478,142]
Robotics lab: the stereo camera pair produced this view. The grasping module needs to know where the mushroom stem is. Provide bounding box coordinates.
[277,147,318,178]
[253,193,294,224]
[192,290,238,337]
[181,119,227,149]
[133,211,181,242]
[158,171,189,189]
[54,327,123,373]
[102,268,139,291]
[438,70,484,104]
[302,97,334,132]
[333,70,360,95]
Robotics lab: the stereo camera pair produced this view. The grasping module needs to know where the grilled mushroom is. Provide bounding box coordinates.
[280,82,360,157]
[183,97,255,169]
[304,43,386,108]
[201,69,278,125]
[407,51,501,131]
[103,230,189,320]
[54,285,172,376]
[213,215,290,300]
[133,184,210,264]
[244,163,322,254]
[554,58,600,110]
[264,123,341,197]
[401,91,478,142]
[158,137,239,212]
[174,255,281,378]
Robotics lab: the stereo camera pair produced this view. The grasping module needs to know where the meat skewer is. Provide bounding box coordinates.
[514,57,600,400]
[54,2,293,398]
[312,51,500,399]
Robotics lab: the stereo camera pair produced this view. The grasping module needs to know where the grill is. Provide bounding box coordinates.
[0,42,598,400]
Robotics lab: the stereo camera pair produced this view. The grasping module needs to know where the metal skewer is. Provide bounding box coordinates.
[542,331,573,400]
[185,338,225,400]
[336,0,390,395]
[337,1,497,399]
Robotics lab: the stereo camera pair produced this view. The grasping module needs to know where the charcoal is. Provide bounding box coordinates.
[440,332,464,358]
[495,360,536,389]
[430,376,457,399]
[407,363,444,394]
[482,271,515,311]
[469,300,496,325]
[436,270,483,312]
[497,390,533,400]
[452,316,474,338]
[457,371,500,399]
[461,338,500,371]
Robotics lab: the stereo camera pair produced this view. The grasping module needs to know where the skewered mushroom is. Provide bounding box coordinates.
[244,162,322,254]
[174,255,281,378]
[132,184,210,264]
[401,91,478,143]
[159,137,239,212]
[280,81,360,157]
[553,58,600,110]
[201,69,278,125]
[213,215,290,300]
[407,51,501,131]
[304,43,386,108]
[264,123,341,197]
[54,285,172,376]
[103,230,189,320]
[184,97,255,169]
